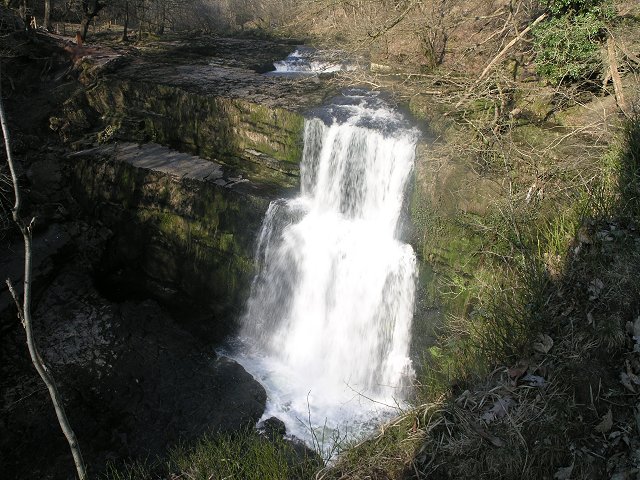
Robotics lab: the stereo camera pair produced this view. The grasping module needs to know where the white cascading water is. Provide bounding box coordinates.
[228,90,418,455]
[271,47,355,74]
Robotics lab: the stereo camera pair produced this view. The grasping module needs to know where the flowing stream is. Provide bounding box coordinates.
[226,90,419,455]
[270,47,355,74]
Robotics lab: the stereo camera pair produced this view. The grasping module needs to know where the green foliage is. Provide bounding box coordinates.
[533,0,614,84]
[542,0,614,17]
[169,433,286,480]
[168,429,318,480]
[532,12,607,84]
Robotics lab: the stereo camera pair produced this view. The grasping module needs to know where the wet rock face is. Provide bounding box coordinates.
[87,80,306,176]
[1,269,266,479]
[69,143,277,326]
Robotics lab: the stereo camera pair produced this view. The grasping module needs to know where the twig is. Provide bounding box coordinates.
[344,382,402,410]
[1,80,88,479]
[365,0,419,41]
[477,12,547,83]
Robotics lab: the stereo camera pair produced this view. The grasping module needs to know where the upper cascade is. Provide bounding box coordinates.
[271,46,356,74]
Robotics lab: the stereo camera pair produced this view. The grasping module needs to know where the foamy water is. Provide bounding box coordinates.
[270,47,355,74]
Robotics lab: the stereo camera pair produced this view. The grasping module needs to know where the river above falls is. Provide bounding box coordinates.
[268,46,357,75]
[224,89,419,457]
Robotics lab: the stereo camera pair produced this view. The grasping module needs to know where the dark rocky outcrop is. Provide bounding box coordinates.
[1,269,266,479]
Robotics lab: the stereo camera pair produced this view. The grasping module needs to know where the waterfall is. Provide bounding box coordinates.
[229,90,418,452]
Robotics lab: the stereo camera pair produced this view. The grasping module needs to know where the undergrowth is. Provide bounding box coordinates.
[322,108,639,479]
[103,427,320,480]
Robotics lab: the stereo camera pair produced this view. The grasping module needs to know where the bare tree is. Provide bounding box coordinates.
[1,80,88,480]
[43,0,52,30]
[80,0,104,40]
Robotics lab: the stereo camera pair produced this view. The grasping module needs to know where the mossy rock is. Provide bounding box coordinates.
[71,154,269,315]
[84,78,305,183]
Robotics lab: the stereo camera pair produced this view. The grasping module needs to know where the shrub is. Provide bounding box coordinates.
[532,12,606,84]
[532,0,614,84]
[542,0,614,16]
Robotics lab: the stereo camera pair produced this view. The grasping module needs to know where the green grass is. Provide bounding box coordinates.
[103,459,156,480]
[103,427,320,480]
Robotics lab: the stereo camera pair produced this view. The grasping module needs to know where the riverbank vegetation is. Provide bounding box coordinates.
[2,0,639,478]
[284,0,639,478]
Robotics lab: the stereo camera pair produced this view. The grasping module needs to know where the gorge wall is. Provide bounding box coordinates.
[71,143,270,325]
[57,37,337,324]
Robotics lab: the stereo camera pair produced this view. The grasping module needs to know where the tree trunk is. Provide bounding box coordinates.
[138,1,145,40]
[0,82,88,480]
[18,0,26,21]
[43,0,52,31]
[81,16,90,40]
[80,0,104,41]
[157,1,165,35]
[122,0,129,41]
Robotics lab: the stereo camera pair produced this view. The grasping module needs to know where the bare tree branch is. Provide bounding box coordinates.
[606,35,629,116]
[366,0,419,40]
[477,12,547,83]
[0,78,88,480]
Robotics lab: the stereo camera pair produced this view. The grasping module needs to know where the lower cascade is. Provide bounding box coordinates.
[227,90,419,454]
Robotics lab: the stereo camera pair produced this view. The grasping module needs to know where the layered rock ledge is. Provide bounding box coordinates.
[70,142,282,320]
[57,37,336,190]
